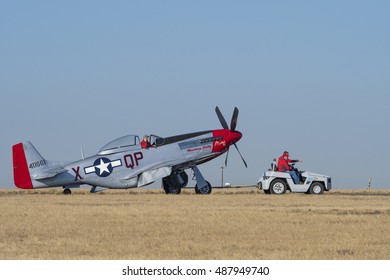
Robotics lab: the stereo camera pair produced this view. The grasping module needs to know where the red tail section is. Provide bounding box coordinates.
[12,143,33,189]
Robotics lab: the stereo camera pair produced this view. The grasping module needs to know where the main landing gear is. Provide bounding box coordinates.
[163,165,213,195]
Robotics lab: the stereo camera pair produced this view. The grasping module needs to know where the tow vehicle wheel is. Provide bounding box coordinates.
[63,188,72,195]
[270,179,287,195]
[195,181,212,194]
[309,182,324,195]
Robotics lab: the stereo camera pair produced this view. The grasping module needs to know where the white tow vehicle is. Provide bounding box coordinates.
[257,159,331,195]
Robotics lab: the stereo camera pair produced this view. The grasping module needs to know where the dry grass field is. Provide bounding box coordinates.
[0,188,389,260]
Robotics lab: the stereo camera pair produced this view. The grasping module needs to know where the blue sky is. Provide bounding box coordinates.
[1,1,389,190]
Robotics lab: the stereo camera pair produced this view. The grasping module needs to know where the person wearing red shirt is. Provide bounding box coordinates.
[277,151,302,184]
[141,135,154,149]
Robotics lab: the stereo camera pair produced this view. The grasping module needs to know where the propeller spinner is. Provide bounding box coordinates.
[215,106,247,168]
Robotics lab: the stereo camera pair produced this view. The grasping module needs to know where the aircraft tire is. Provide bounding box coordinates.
[269,179,287,195]
[195,181,212,195]
[163,180,181,194]
[309,182,324,195]
[63,188,72,195]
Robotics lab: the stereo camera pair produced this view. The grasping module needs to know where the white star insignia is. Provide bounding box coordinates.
[95,159,111,175]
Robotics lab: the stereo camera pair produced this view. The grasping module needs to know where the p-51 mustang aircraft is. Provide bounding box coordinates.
[13,107,246,195]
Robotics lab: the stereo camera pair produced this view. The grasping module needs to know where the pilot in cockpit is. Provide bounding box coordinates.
[141,135,156,149]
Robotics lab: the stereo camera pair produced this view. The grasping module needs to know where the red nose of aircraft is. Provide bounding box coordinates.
[230,130,242,144]
[214,106,247,168]
[212,129,242,153]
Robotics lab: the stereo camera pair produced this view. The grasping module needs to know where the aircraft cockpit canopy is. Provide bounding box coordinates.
[98,135,140,155]
[149,134,165,146]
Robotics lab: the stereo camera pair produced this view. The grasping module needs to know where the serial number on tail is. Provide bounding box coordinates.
[29,160,46,169]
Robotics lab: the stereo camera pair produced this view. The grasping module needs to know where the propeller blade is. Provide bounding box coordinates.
[234,143,248,168]
[230,107,239,131]
[215,106,229,129]
[224,149,229,167]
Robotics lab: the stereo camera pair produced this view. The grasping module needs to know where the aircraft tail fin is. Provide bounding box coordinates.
[12,142,47,189]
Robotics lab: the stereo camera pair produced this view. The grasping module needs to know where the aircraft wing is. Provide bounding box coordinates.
[137,167,172,187]
[121,152,223,188]
[32,166,68,180]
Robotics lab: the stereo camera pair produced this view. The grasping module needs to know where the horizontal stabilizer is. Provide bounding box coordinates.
[33,166,67,180]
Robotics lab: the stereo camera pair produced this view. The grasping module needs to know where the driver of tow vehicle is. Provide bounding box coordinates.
[277,151,302,184]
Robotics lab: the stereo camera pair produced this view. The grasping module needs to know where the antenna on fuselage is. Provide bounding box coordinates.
[80,146,85,160]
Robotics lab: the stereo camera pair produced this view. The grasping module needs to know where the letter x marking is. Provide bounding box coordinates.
[72,166,83,181]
